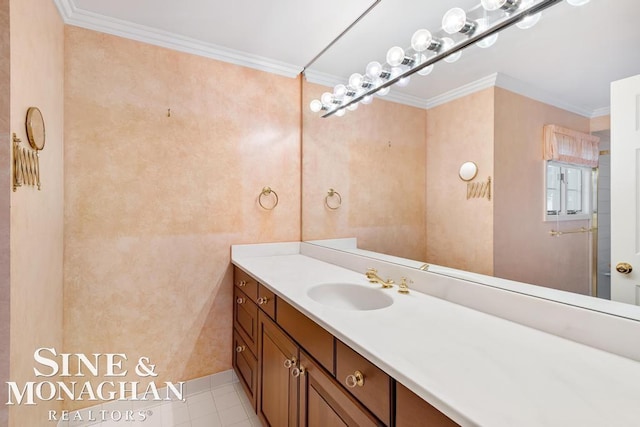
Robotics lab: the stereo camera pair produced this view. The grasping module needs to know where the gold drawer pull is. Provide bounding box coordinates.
[345,371,364,388]
[283,356,297,369]
[291,366,306,378]
[237,280,247,287]
[258,296,270,305]
[235,345,246,353]
[236,297,245,304]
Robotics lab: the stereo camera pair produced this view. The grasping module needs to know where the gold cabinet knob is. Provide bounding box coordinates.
[237,280,247,287]
[236,297,245,304]
[283,356,297,369]
[291,366,306,377]
[258,296,269,305]
[616,262,633,274]
[345,371,365,388]
[235,345,246,353]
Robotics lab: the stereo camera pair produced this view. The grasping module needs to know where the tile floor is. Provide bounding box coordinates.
[64,380,261,427]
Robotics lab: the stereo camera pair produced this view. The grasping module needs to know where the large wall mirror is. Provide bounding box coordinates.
[301,0,640,318]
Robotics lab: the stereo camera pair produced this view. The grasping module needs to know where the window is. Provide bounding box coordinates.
[545,161,593,221]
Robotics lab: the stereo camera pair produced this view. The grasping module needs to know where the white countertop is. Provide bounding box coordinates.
[232,245,640,427]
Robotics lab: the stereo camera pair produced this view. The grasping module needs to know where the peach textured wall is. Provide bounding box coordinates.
[9,0,65,424]
[64,27,300,410]
[0,0,10,424]
[426,88,495,275]
[590,115,610,133]
[493,88,592,294]
[301,80,427,261]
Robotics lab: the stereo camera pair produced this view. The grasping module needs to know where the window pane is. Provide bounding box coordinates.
[546,163,561,214]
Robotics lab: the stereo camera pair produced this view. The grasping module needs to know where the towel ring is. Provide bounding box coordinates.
[325,188,342,210]
[259,186,279,210]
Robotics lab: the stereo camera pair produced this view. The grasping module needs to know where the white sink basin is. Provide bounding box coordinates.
[307,283,394,311]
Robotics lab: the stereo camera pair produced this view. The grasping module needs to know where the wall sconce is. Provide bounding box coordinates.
[310,0,591,118]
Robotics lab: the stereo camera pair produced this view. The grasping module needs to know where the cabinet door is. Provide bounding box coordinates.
[258,312,299,427]
[299,351,382,427]
[233,330,257,410]
[234,287,258,355]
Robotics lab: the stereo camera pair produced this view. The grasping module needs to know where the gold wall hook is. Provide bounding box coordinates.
[258,186,279,210]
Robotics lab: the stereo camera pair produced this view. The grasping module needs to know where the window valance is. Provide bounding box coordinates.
[543,124,600,167]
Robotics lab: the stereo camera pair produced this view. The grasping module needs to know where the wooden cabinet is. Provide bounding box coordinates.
[299,350,382,427]
[232,266,457,427]
[277,298,335,373]
[233,330,257,409]
[335,340,391,425]
[234,287,258,356]
[396,383,459,427]
[257,311,299,427]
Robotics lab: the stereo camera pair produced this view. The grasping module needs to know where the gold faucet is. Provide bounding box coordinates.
[365,268,394,288]
[398,277,411,294]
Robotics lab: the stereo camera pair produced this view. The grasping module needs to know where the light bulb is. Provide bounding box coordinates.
[335,108,346,117]
[567,0,589,5]
[411,29,432,52]
[481,0,519,11]
[386,46,405,67]
[517,12,541,29]
[365,61,383,79]
[347,103,359,111]
[309,99,323,113]
[348,73,363,89]
[517,0,541,29]
[333,84,347,98]
[377,86,390,96]
[396,76,410,87]
[321,92,333,105]
[417,63,434,76]
[442,38,462,63]
[442,8,475,35]
[361,95,373,105]
[475,18,499,48]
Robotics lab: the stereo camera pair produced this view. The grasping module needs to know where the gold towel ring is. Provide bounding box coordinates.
[325,188,342,210]
[259,186,279,210]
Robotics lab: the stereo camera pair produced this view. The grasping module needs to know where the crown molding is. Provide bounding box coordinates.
[53,0,609,117]
[425,74,499,109]
[52,0,302,78]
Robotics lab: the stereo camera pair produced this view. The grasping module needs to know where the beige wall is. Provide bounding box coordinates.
[0,0,10,424]
[426,88,495,275]
[9,0,65,424]
[302,81,427,261]
[63,27,301,409]
[493,88,592,294]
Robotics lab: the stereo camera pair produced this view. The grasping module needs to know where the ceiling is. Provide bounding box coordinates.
[54,0,640,117]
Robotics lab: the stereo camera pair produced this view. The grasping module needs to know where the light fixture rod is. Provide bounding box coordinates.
[322,0,563,117]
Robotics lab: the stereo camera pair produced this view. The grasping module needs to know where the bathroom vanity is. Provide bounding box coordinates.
[231,242,640,427]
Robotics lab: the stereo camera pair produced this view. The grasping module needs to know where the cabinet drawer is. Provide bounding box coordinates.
[396,383,458,427]
[299,351,382,427]
[234,266,258,300]
[233,330,257,410]
[276,299,334,374]
[234,287,258,356]
[257,284,276,319]
[336,340,391,426]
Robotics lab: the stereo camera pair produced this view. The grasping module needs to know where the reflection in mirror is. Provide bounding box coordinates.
[459,162,478,181]
[301,0,640,315]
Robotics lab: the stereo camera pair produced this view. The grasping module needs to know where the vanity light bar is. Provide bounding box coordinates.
[314,0,572,118]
